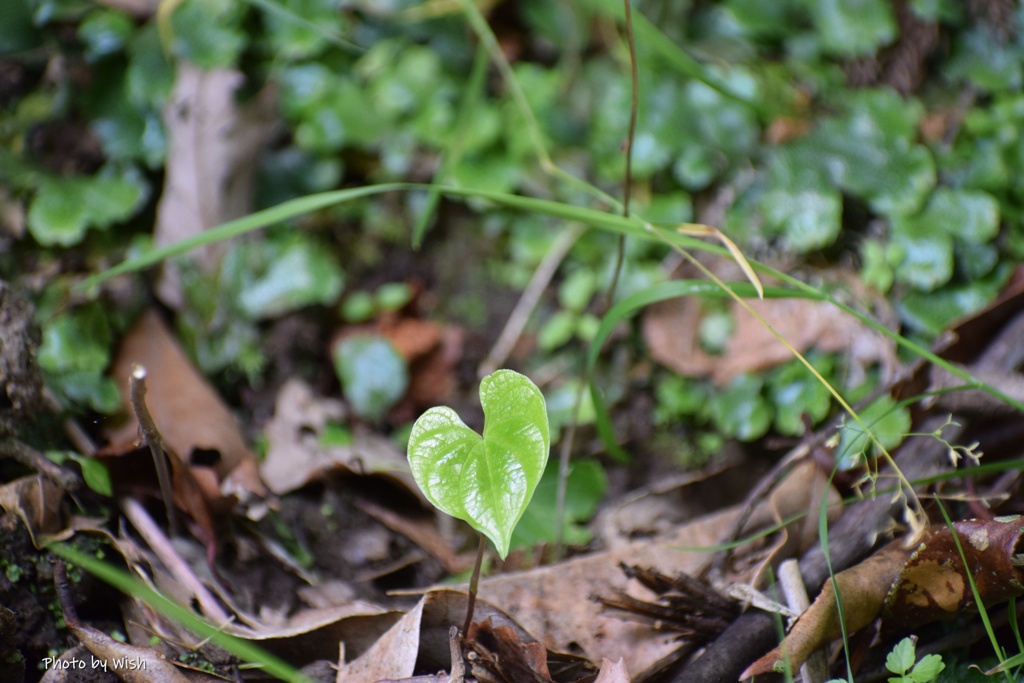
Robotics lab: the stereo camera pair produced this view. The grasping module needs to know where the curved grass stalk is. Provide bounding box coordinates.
[819,469,856,683]
[76,181,1024,415]
[454,0,624,212]
[48,542,317,683]
[579,0,776,120]
[641,223,928,531]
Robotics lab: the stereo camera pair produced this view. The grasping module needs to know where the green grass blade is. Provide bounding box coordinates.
[77,180,1024,422]
[819,465,855,683]
[76,183,407,293]
[48,542,317,683]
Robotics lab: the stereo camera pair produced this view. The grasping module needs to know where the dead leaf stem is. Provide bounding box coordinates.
[448,625,466,683]
[129,364,179,538]
[120,496,231,625]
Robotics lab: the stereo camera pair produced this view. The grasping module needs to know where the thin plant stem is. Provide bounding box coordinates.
[621,0,639,217]
[603,0,638,310]
[129,364,179,538]
[463,534,487,637]
[455,0,623,211]
[554,0,640,555]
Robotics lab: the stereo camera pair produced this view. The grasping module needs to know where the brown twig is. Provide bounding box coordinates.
[447,625,466,683]
[128,364,179,537]
[0,437,81,491]
[120,496,231,624]
[52,560,82,629]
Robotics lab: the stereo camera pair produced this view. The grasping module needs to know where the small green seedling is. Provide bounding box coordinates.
[408,369,550,559]
[407,369,549,634]
[884,636,945,683]
[826,636,944,683]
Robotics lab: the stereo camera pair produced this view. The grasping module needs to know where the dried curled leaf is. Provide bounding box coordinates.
[742,516,1024,679]
[882,516,1024,633]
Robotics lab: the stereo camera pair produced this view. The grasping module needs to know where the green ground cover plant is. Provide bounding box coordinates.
[4,0,1024,680]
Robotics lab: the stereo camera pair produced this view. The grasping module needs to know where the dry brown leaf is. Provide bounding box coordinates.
[0,474,63,547]
[219,604,401,667]
[110,310,267,505]
[261,378,418,496]
[355,498,476,574]
[117,567,400,670]
[107,523,399,666]
[741,540,907,679]
[154,64,278,308]
[338,589,594,683]
[642,286,896,386]
[740,460,842,586]
[742,517,1024,678]
[335,596,424,682]
[475,506,742,674]
[67,621,192,682]
[594,658,631,683]
[596,456,744,551]
[38,645,204,683]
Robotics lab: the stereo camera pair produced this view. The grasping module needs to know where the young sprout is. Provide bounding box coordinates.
[407,369,549,633]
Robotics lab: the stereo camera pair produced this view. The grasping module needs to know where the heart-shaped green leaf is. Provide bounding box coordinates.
[407,369,549,559]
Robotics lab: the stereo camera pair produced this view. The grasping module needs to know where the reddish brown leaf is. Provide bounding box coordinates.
[882,516,1024,633]
[332,315,462,418]
[466,618,554,683]
[642,270,896,386]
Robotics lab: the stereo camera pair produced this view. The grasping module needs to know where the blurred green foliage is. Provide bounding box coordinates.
[332,334,408,422]
[1,0,1022,478]
[510,459,607,550]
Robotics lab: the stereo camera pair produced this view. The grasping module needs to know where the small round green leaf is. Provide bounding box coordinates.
[333,335,408,422]
[407,369,550,559]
